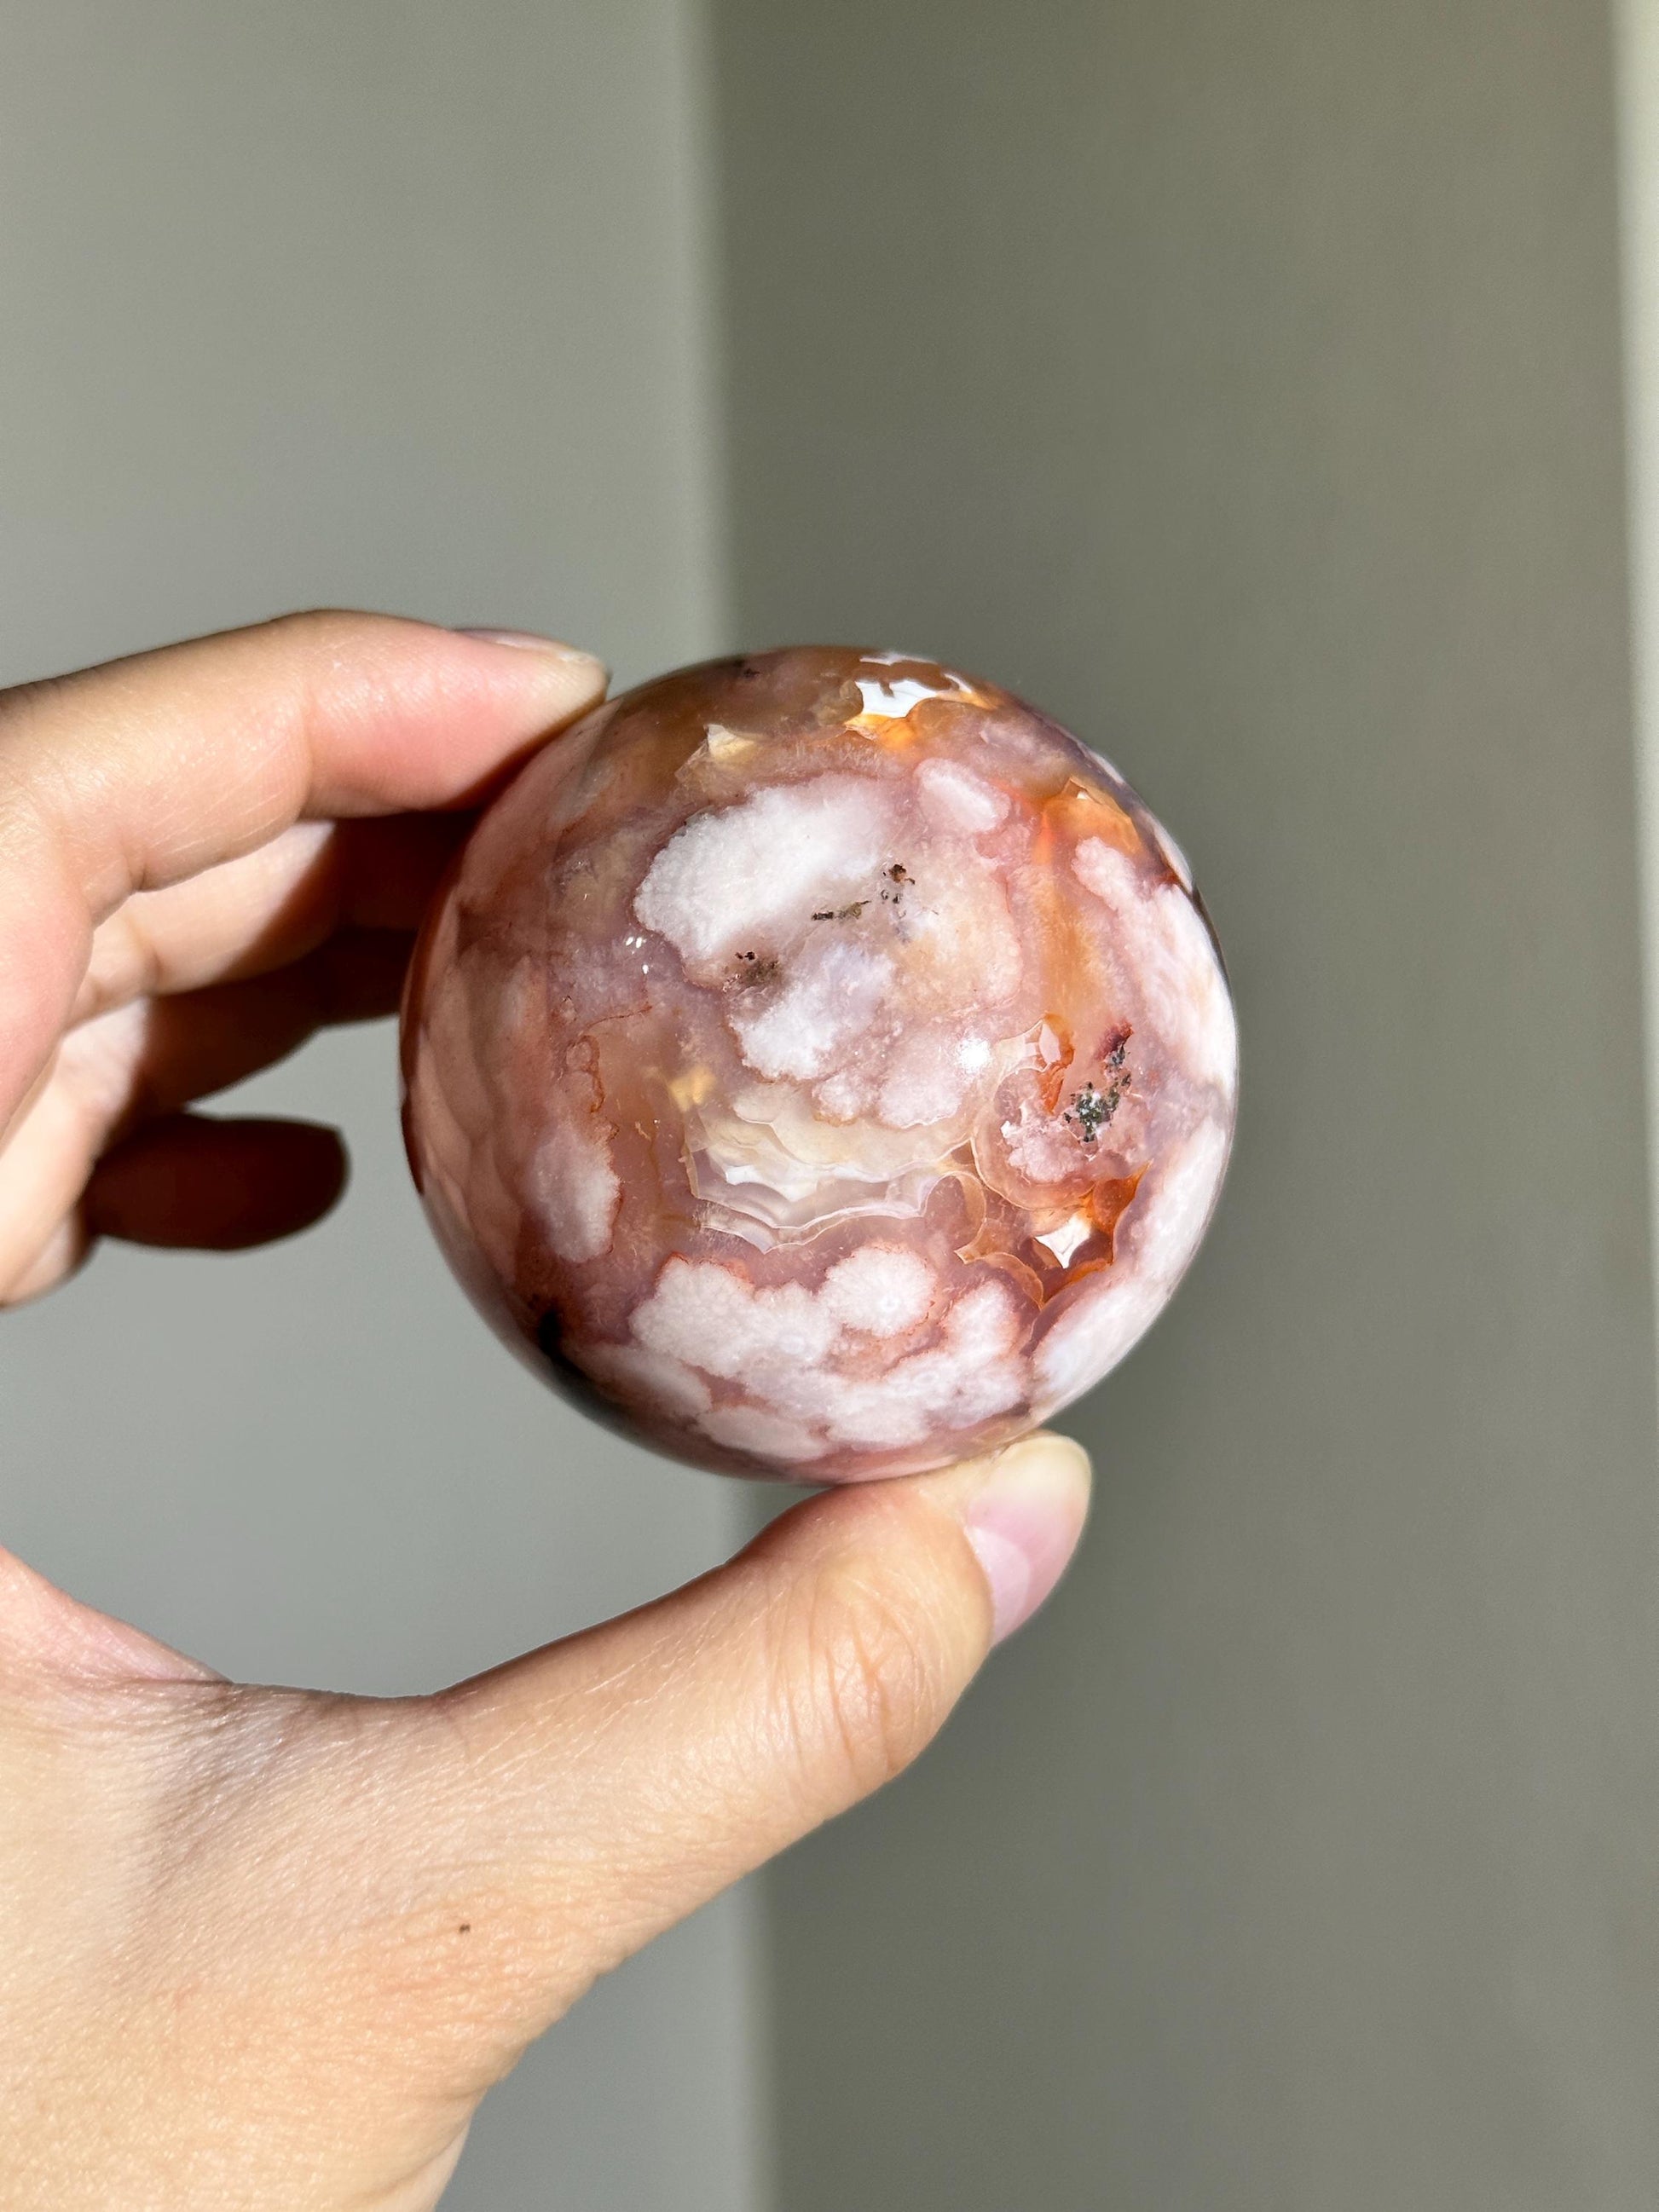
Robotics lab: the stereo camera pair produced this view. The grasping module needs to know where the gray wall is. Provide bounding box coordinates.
[0,9,760,2210]
[713,3,1659,2207]
[1619,0,1659,1288]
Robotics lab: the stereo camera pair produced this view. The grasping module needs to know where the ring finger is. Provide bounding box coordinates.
[0,930,411,1302]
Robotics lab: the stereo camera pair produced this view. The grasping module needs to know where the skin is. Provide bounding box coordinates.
[0,613,1091,2210]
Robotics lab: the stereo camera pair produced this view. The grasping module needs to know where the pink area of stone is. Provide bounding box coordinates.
[400,647,1237,1481]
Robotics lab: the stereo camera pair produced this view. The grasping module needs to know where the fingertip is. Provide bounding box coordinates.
[854,1431,1093,1649]
[437,626,610,763]
[454,627,610,690]
[951,1433,1092,1644]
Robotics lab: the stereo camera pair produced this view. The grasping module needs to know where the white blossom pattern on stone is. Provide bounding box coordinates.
[402,647,1237,1481]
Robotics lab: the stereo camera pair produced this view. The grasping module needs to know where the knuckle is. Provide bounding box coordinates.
[773,1557,952,1804]
[251,609,362,696]
[257,606,356,647]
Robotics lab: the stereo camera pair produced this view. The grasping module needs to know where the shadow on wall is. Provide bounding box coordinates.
[710,3,1659,2209]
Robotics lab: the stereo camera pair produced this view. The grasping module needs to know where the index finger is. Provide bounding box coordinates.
[0,611,607,1127]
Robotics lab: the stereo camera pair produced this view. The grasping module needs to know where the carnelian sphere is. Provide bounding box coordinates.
[400,647,1237,1481]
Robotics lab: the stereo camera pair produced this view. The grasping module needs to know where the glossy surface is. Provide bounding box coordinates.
[401,649,1237,1479]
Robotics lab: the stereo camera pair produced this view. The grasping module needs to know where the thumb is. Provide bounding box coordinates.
[377,1432,1090,2066]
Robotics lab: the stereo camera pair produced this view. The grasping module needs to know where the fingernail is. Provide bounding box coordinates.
[456,627,608,680]
[962,1435,1091,1644]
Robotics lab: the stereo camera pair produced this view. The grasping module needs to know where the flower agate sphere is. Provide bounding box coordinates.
[401,648,1237,1481]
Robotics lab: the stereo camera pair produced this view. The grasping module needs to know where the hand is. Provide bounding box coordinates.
[0,614,1091,2209]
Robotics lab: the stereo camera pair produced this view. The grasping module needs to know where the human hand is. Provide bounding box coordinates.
[0,614,1091,2209]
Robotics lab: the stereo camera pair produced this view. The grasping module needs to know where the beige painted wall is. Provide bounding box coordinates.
[712,3,1659,2205]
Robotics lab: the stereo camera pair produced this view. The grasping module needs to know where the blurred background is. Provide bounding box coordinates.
[3,4,1658,2207]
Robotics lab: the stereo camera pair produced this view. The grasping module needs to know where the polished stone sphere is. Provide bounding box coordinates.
[401,647,1237,1480]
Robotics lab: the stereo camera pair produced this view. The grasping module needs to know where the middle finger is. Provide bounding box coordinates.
[72,814,465,1023]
